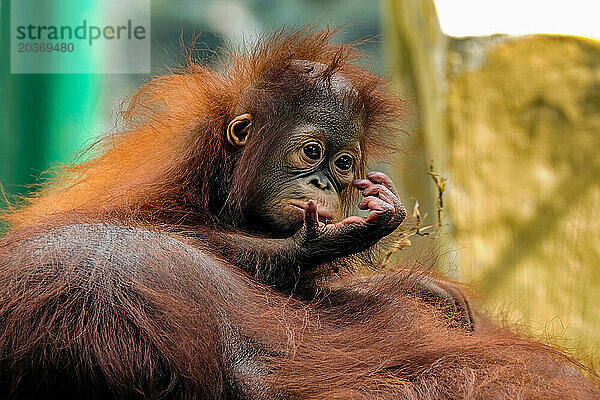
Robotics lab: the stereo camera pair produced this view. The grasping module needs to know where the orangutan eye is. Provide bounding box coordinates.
[303,142,323,161]
[334,154,354,171]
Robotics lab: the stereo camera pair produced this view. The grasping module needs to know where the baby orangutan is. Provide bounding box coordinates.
[0,28,597,399]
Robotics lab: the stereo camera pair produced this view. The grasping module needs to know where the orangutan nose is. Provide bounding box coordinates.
[308,171,333,191]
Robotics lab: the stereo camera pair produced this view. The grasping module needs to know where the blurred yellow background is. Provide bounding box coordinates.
[384,0,599,364]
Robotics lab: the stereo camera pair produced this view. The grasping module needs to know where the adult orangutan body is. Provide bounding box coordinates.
[0,29,598,399]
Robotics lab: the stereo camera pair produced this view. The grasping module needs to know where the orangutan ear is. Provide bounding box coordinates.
[227,113,253,146]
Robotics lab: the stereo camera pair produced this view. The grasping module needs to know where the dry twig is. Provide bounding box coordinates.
[381,164,446,267]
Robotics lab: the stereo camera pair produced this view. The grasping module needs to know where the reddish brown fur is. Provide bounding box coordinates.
[1,222,598,399]
[0,28,599,399]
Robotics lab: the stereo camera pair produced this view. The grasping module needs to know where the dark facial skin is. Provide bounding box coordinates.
[247,96,362,237]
